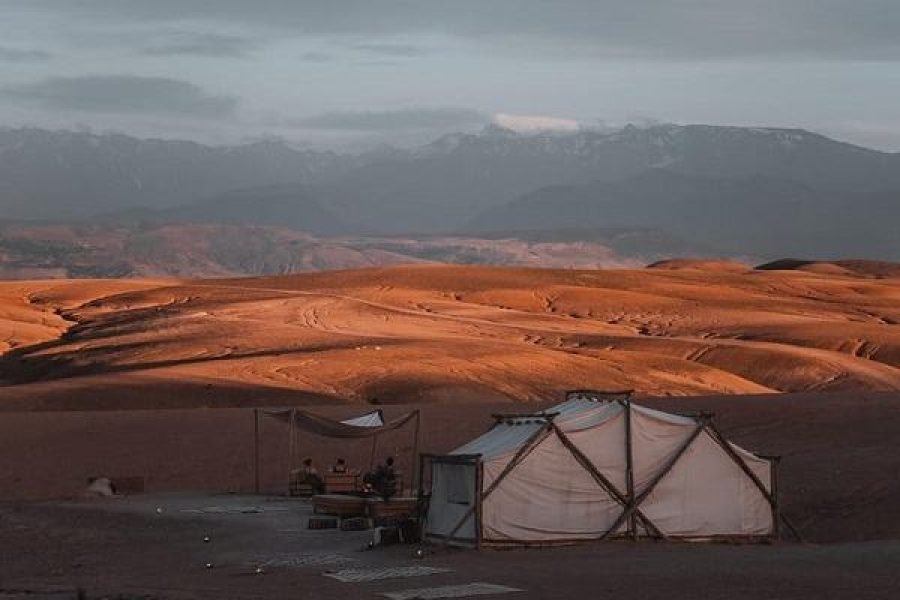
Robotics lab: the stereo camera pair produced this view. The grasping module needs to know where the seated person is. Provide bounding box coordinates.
[363,456,398,501]
[330,457,348,474]
[293,457,324,494]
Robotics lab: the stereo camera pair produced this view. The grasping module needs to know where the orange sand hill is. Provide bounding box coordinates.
[1,264,899,410]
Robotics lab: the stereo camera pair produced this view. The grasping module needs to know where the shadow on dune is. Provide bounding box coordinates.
[0,337,405,385]
[0,374,347,412]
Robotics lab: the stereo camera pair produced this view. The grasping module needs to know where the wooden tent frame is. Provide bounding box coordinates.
[425,391,801,547]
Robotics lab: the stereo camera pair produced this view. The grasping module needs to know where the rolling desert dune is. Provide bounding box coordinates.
[1,262,899,410]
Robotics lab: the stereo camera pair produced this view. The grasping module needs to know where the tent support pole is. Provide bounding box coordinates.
[623,400,637,540]
[551,423,665,540]
[475,460,484,549]
[288,408,296,493]
[602,417,709,540]
[253,408,260,494]
[412,410,422,493]
[444,420,553,544]
[369,432,379,471]
[770,456,781,540]
[705,422,803,542]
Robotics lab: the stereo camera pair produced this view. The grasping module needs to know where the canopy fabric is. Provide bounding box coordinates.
[340,409,385,427]
[265,408,416,438]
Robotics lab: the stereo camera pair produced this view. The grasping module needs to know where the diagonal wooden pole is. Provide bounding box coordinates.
[443,421,554,543]
[551,422,665,539]
[601,417,708,540]
[704,422,803,542]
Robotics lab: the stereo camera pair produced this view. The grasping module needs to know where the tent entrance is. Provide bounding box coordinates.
[421,454,482,547]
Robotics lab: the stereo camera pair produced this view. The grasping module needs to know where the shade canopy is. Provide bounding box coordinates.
[264,408,416,439]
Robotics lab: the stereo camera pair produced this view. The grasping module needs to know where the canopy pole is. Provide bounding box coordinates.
[288,408,296,492]
[253,408,260,494]
[369,432,379,471]
[411,410,422,492]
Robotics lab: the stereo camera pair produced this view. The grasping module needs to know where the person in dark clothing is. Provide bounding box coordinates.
[364,456,398,501]
[296,457,324,495]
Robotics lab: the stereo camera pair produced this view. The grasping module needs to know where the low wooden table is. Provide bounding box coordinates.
[365,497,417,520]
[312,494,367,517]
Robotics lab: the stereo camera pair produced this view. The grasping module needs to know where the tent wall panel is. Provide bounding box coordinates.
[630,406,698,495]
[482,433,622,541]
[564,412,628,493]
[640,431,773,536]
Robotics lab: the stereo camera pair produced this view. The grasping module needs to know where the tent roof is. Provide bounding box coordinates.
[452,395,628,460]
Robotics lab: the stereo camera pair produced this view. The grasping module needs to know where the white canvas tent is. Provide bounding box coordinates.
[424,391,794,547]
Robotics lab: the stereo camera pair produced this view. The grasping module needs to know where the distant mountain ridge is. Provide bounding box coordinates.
[471,169,900,259]
[0,123,898,260]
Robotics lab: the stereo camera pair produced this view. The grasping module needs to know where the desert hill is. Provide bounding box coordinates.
[1,263,898,411]
[0,221,700,279]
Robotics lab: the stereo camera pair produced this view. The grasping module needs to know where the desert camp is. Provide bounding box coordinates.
[3,1,900,593]
[425,391,794,546]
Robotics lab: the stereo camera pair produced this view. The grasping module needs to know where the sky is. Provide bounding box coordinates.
[1,1,899,151]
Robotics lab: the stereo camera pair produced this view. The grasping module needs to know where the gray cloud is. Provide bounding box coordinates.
[290,107,488,131]
[2,75,237,117]
[27,1,900,60]
[141,33,254,57]
[0,46,52,62]
[351,43,430,57]
[298,51,334,62]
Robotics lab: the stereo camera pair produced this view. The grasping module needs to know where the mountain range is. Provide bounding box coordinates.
[0,122,898,276]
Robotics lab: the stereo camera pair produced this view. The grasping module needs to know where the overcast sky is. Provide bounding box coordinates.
[1,1,898,150]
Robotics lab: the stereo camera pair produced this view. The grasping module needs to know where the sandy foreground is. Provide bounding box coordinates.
[2,264,899,598]
[3,493,899,600]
